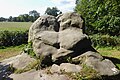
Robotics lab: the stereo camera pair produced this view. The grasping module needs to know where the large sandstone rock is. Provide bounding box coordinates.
[29,12,92,63]
[0,53,36,80]
[57,12,84,31]
[27,12,120,77]
[58,28,91,50]
[50,63,82,73]
[73,51,120,76]
[9,70,70,80]
[28,15,59,42]
[3,12,118,80]
[1,53,36,69]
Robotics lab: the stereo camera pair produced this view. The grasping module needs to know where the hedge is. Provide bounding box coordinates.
[90,34,120,47]
[0,30,28,47]
[0,30,120,49]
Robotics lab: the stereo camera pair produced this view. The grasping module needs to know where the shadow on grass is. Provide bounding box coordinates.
[0,62,13,80]
[101,56,120,80]
[103,56,120,69]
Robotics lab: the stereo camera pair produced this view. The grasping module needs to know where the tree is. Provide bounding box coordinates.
[0,17,6,22]
[29,10,40,21]
[75,0,120,36]
[45,7,62,17]
[8,16,13,22]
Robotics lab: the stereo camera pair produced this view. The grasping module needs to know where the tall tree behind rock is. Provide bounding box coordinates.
[75,0,120,36]
[29,10,40,22]
[45,7,62,17]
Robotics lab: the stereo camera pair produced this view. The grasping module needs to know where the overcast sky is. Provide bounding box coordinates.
[0,0,76,18]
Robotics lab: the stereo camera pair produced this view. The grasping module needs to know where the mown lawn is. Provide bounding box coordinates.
[0,22,32,31]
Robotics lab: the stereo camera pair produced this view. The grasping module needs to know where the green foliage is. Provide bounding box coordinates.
[29,10,40,22]
[24,42,37,59]
[1,10,40,22]
[0,17,6,21]
[24,41,36,58]
[23,42,46,69]
[75,0,120,36]
[90,34,120,47]
[0,30,28,47]
[45,7,62,17]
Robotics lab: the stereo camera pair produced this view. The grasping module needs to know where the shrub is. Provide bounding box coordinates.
[90,34,120,47]
[0,30,28,47]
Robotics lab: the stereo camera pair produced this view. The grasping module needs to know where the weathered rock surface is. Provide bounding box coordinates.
[57,12,84,31]
[50,63,82,73]
[28,15,59,42]
[0,53,36,80]
[29,12,93,63]
[0,12,120,80]
[9,70,70,80]
[27,12,120,78]
[1,53,36,69]
[73,51,120,76]
[58,28,90,50]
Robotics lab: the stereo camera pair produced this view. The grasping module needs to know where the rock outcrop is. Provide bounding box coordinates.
[27,12,119,77]
[0,12,120,80]
[28,12,96,63]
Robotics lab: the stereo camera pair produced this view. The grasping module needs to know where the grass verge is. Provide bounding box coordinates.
[96,46,120,69]
[0,44,25,61]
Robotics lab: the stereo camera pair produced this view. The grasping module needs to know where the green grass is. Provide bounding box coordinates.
[0,22,32,31]
[96,47,120,58]
[0,44,25,61]
[96,46,120,69]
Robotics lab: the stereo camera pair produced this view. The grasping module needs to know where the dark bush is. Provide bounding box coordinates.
[90,34,120,47]
[0,30,28,47]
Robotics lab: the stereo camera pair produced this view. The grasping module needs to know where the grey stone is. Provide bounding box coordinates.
[35,31,59,47]
[27,12,120,78]
[28,15,59,42]
[33,39,57,57]
[9,70,70,80]
[59,28,91,50]
[50,63,82,73]
[52,48,73,61]
[60,63,82,73]
[0,53,36,80]
[1,53,36,69]
[57,12,84,31]
[73,51,120,76]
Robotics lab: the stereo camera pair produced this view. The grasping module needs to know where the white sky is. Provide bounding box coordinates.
[0,0,76,18]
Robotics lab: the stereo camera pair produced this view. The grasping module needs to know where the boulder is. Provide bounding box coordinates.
[57,12,84,32]
[50,63,82,73]
[33,39,58,57]
[73,51,120,76]
[9,70,70,80]
[1,53,36,69]
[35,31,59,47]
[58,28,91,50]
[0,53,36,80]
[21,12,120,79]
[28,15,59,42]
[28,12,94,63]
[52,48,73,62]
